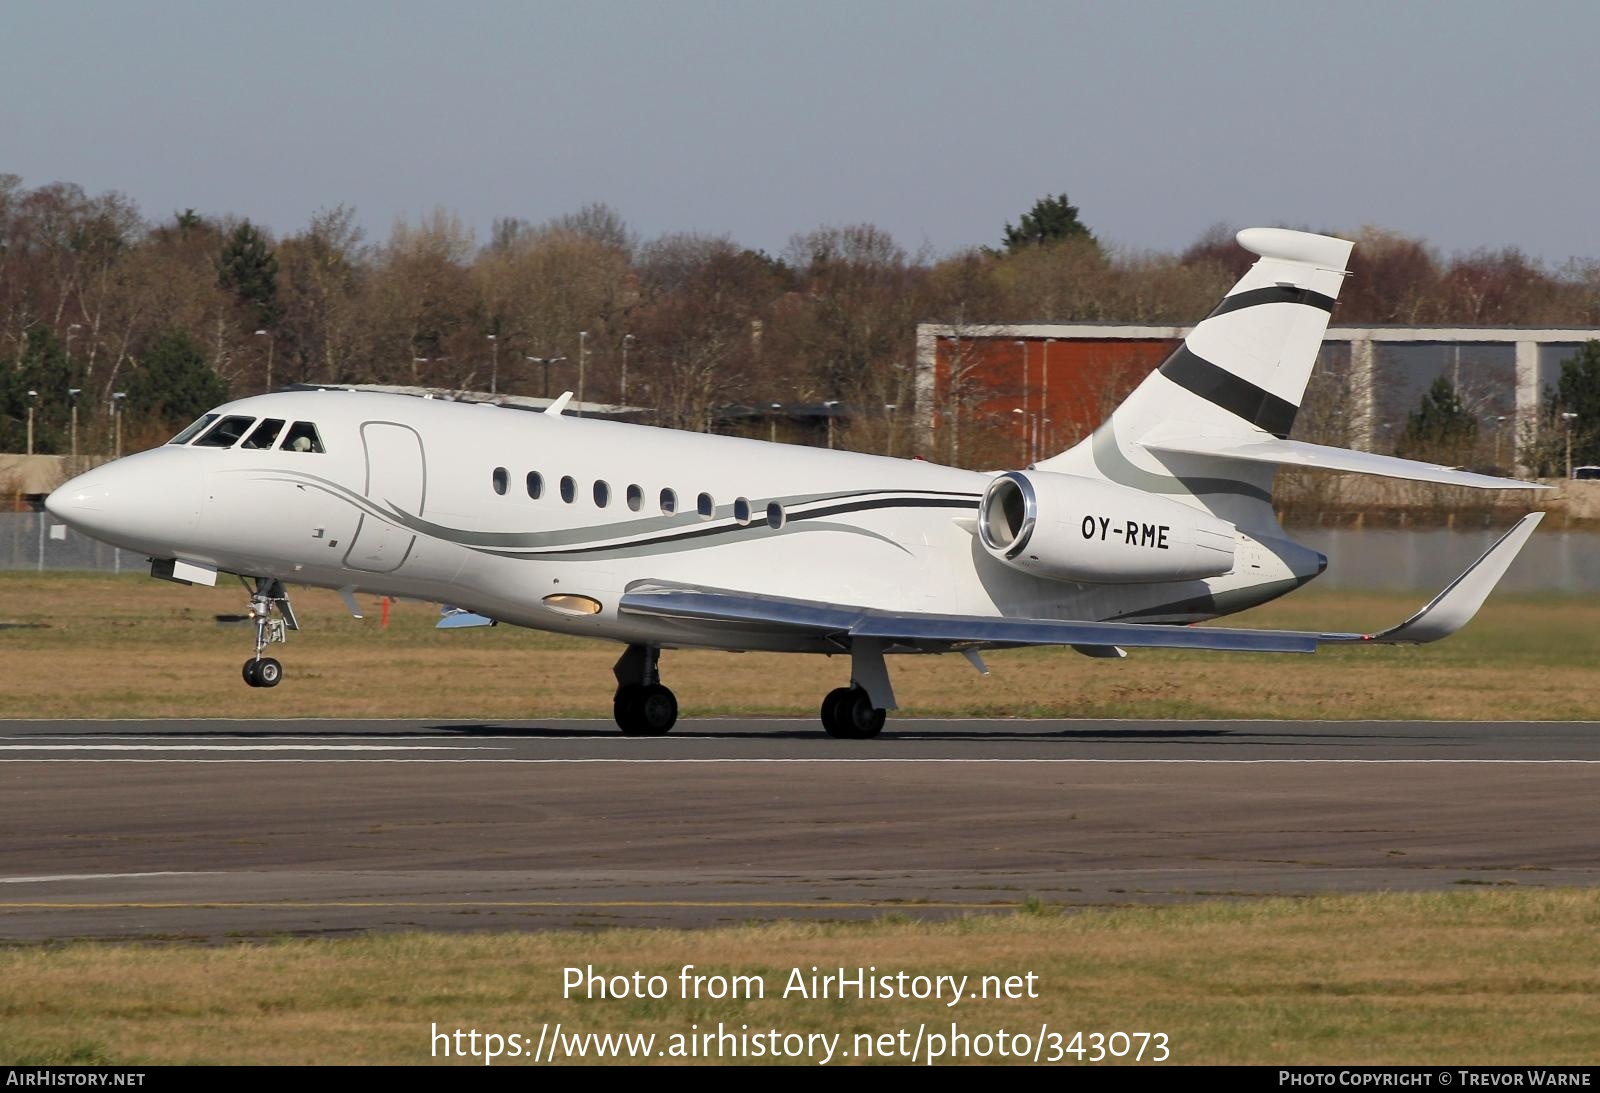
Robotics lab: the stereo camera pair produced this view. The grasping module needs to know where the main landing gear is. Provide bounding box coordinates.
[820,685,886,739]
[612,644,678,735]
[605,642,894,739]
[240,577,298,689]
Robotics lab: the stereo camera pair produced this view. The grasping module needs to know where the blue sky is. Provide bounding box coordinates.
[4,1,1595,261]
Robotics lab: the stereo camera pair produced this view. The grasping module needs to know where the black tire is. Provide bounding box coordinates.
[613,683,646,733]
[254,657,283,688]
[823,686,885,739]
[635,683,678,735]
[242,660,261,688]
[615,683,677,736]
[820,686,856,738]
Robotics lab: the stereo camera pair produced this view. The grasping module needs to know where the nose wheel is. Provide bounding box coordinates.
[238,576,297,689]
[243,657,283,688]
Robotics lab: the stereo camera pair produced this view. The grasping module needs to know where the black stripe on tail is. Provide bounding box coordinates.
[1206,284,1337,319]
[1158,345,1298,438]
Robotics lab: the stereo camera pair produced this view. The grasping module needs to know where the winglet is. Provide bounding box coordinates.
[1324,513,1543,645]
[544,391,574,416]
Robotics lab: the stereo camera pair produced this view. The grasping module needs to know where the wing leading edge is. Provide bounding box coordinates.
[618,513,1543,655]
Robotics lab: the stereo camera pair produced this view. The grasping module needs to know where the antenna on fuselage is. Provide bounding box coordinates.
[544,391,574,416]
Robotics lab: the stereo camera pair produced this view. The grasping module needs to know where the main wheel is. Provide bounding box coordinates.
[616,683,677,735]
[822,686,885,739]
[820,686,854,737]
[613,683,644,731]
[242,659,261,687]
[253,657,283,688]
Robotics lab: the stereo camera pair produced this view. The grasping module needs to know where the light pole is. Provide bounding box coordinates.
[1494,414,1507,468]
[769,403,782,444]
[112,392,126,457]
[1012,408,1029,465]
[486,334,499,395]
[1562,411,1579,479]
[620,333,636,404]
[577,330,589,416]
[25,390,37,456]
[1015,340,1029,460]
[824,400,841,449]
[68,388,81,462]
[526,356,569,400]
[254,329,274,391]
[884,403,897,456]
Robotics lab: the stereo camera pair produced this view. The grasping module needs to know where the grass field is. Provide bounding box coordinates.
[1,890,1596,1065]
[0,571,1595,720]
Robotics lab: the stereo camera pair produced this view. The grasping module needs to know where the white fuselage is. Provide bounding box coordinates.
[47,390,1321,654]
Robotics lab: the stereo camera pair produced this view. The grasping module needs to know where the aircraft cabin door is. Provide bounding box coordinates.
[343,422,426,574]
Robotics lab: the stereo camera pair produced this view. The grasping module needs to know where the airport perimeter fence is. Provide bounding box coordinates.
[1,511,1596,593]
[1,511,134,575]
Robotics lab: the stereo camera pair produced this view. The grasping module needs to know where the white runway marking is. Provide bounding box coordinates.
[0,744,504,752]
[2,717,1598,725]
[0,872,216,884]
[1,757,1597,765]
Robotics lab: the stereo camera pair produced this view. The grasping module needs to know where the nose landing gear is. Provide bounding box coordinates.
[240,577,298,689]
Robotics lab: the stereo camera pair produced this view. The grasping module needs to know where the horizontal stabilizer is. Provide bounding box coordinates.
[1143,431,1546,490]
[1320,512,1544,644]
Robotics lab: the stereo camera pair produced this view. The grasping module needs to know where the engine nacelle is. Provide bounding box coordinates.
[978,470,1237,584]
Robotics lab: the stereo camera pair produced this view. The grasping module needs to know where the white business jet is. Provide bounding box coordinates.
[47,228,1543,738]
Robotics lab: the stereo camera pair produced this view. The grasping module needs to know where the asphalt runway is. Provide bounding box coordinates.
[1,717,1597,940]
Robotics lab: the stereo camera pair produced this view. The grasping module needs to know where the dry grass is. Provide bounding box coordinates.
[0,890,1596,1065]
[1,572,1596,720]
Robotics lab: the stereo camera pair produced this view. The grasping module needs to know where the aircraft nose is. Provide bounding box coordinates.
[46,451,203,551]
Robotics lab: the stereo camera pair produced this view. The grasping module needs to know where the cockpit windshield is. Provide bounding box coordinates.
[241,418,285,449]
[192,415,257,449]
[167,412,326,453]
[281,421,325,453]
[168,413,220,445]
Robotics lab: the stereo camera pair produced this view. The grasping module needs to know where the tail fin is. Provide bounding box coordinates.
[1037,227,1354,531]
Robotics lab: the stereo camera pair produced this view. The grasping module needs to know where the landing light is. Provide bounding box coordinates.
[543,594,603,616]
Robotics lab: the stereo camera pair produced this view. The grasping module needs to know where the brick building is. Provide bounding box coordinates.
[915,323,1600,470]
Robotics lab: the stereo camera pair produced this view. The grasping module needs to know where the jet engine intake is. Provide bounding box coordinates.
[978,470,1237,584]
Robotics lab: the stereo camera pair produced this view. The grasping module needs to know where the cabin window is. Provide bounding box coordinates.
[593,480,611,508]
[733,497,752,525]
[626,484,643,512]
[492,467,508,495]
[697,492,715,520]
[241,418,285,450]
[169,414,219,445]
[193,415,256,449]
[766,502,786,530]
[660,488,677,515]
[560,475,576,503]
[280,421,325,453]
[526,471,543,499]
